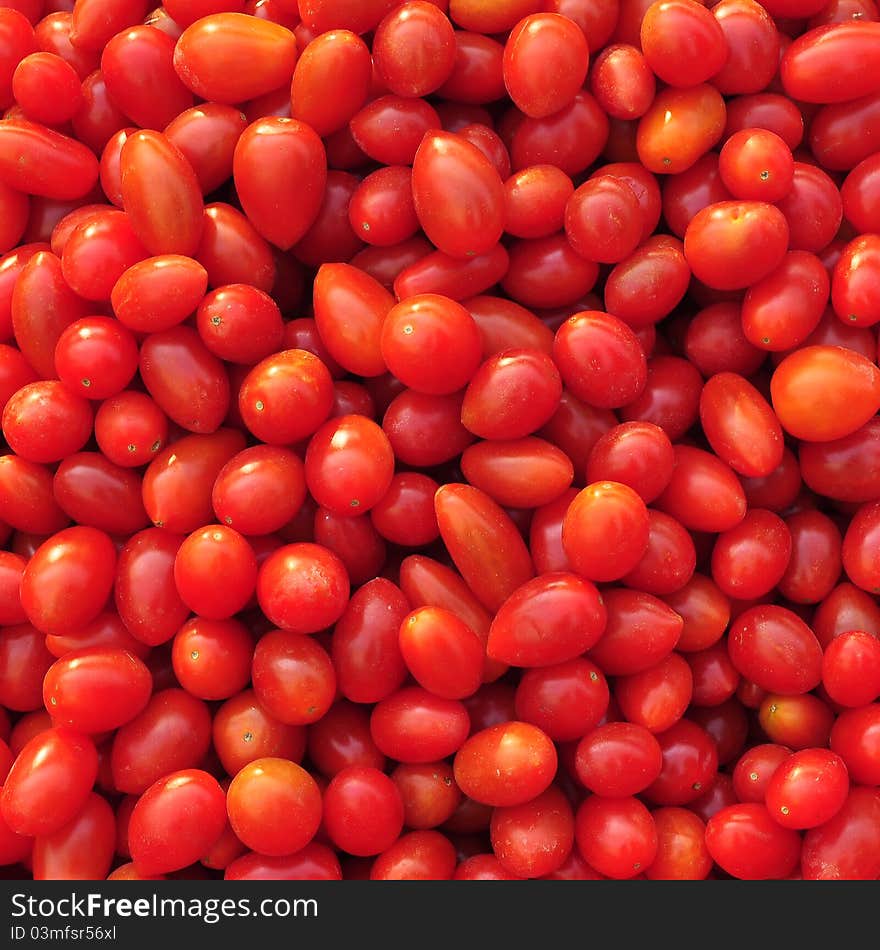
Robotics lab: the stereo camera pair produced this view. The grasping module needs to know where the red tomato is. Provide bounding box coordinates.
[412,131,504,259]
[173,13,298,104]
[781,22,880,104]
[233,117,327,251]
[771,345,880,442]
[128,769,227,875]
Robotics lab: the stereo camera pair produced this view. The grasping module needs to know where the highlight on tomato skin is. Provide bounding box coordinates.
[0,0,878,885]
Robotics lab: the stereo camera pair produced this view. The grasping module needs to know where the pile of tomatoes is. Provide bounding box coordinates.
[0,0,879,883]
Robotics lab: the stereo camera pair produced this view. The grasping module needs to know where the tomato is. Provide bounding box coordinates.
[140,326,229,434]
[120,130,203,258]
[832,235,880,328]
[562,481,649,582]
[640,0,728,88]
[411,131,504,260]
[771,344,880,442]
[822,632,880,708]
[454,721,556,807]
[462,348,562,439]
[174,14,298,103]
[781,22,880,104]
[21,526,115,635]
[0,622,53,712]
[778,509,842,605]
[765,748,849,829]
[487,572,606,667]
[0,119,98,201]
[128,769,227,875]
[32,792,115,881]
[43,648,151,733]
[225,844,342,881]
[111,255,207,333]
[54,317,138,400]
[684,200,789,290]
[637,85,726,175]
[590,44,655,121]
[711,0,780,95]
[227,757,322,856]
[574,795,657,879]
[101,26,194,130]
[502,13,588,119]
[380,294,482,395]
[801,787,880,880]
[111,689,212,794]
[434,483,534,612]
[718,129,794,203]
[398,606,483,700]
[742,251,830,352]
[705,803,801,879]
[489,785,574,879]
[322,766,404,857]
[233,117,327,251]
[0,728,98,837]
[370,687,469,763]
[3,379,93,465]
[197,202,276,292]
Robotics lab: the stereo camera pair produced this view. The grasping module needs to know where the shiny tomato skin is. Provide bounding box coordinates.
[553,310,647,410]
[140,325,229,434]
[823,633,880,707]
[111,688,212,795]
[781,22,880,103]
[514,657,610,741]
[574,795,658,880]
[43,648,151,733]
[120,130,203,258]
[655,445,747,533]
[412,131,504,260]
[114,528,191,647]
[128,769,227,875]
[699,373,783,478]
[728,604,823,695]
[233,117,327,251]
[684,200,789,291]
[173,13,298,104]
[313,263,393,377]
[142,428,246,534]
[257,543,349,635]
[588,588,683,676]
[0,728,98,837]
[705,803,801,879]
[765,748,850,830]
[640,0,728,88]
[225,844,342,881]
[453,721,557,807]
[801,787,880,880]
[771,345,880,442]
[434,483,534,613]
[503,13,589,119]
[101,26,194,135]
[370,687,470,764]
[562,481,650,583]
[332,578,409,704]
[32,791,115,881]
[742,250,830,352]
[226,756,322,857]
[488,572,606,667]
[490,785,574,879]
[637,84,726,175]
[111,254,208,334]
[290,29,371,137]
[20,526,115,636]
[322,766,404,858]
[0,119,98,201]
